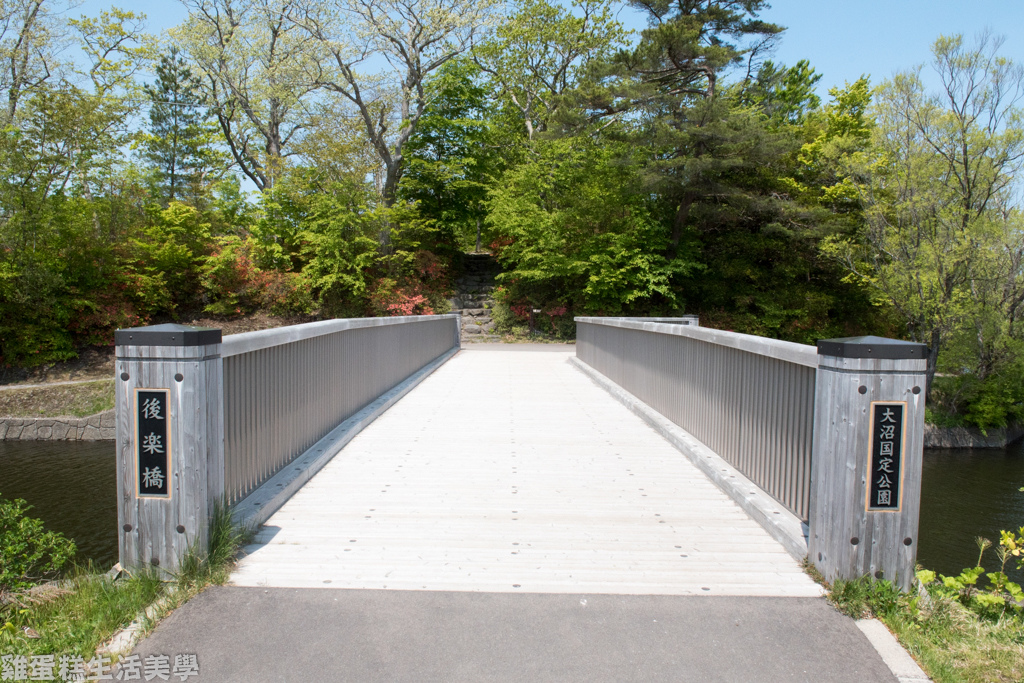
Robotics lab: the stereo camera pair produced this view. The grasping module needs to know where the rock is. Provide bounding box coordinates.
[19,424,38,439]
[82,425,103,440]
[37,426,53,439]
[100,409,116,428]
[464,326,482,335]
[923,423,1024,449]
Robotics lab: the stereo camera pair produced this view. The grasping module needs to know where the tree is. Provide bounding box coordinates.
[616,0,782,102]
[487,137,694,315]
[472,0,628,140]
[739,59,820,125]
[174,0,322,192]
[825,33,1024,400]
[605,0,785,247]
[294,0,498,215]
[0,9,158,365]
[399,58,501,253]
[141,47,224,205]
[0,0,67,124]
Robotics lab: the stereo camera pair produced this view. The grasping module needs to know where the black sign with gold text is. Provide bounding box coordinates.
[136,389,170,498]
[867,401,904,511]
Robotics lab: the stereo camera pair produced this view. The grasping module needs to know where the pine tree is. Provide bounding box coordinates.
[142,48,220,205]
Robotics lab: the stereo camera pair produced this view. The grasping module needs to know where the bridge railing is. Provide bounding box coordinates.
[221,316,458,505]
[114,314,460,573]
[577,316,817,520]
[575,316,928,591]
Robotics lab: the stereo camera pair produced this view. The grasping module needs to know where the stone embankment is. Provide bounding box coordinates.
[0,409,115,440]
[923,423,1024,449]
[451,254,501,343]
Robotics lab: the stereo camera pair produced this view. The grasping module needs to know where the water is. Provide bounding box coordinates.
[919,443,1024,584]
[0,438,1022,582]
[0,440,117,570]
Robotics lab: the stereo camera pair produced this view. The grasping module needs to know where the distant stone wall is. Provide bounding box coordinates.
[0,409,115,440]
[924,423,1024,449]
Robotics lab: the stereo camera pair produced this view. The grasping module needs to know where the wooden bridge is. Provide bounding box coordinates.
[112,314,929,594]
[230,346,819,596]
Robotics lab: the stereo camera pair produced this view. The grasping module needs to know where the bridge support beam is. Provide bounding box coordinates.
[809,336,928,591]
[114,324,224,575]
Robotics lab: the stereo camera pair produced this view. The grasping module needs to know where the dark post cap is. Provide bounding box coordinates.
[115,324,222,347]
[816,335,928,360]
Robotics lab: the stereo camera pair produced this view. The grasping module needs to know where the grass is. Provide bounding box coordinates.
[174,501,254,593]
[0,501,253,677]
[0,566,164,661]
[826,575,1024,683]
[0,380,114,418]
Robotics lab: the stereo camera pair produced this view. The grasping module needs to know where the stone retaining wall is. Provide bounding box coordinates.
[923,423,1024,449]
[0,409,115,440]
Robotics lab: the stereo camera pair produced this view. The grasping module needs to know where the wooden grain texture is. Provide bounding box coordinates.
[808,354,926,591]
[115,343,224,574]
[569,356,809,563]
[231,350,822,596]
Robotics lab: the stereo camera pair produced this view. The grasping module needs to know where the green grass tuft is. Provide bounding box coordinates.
[823,575,1024,683]
[175,499,254,591]
[0,564,164,660]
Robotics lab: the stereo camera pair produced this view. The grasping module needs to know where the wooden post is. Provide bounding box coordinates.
[809,336,928,591]
[114,324,224,574]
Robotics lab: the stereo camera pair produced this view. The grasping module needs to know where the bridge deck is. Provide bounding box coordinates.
[231,347,822,596]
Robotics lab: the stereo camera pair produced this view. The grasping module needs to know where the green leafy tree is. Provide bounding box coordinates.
[739,59,821,125]
[399,59,503,254]
[294,0,498,217]
[598,0,783,247]
[140,47,224,205]
[824,33,1024,406]
[473,0,628,141]
[0,0,68,124]
[174,0,322,192]
[488,137,694,316]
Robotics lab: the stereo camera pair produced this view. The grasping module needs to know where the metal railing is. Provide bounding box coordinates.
[576,317,817,520]
[221,315,458,505]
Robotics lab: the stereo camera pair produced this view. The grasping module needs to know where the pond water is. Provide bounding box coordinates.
[918,442,1024,584]
[1,439,1023,581]
[0,440,118,569]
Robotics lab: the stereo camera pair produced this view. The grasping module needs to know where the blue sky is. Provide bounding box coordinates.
[758,1,1024,94]
[620,1,1024,96]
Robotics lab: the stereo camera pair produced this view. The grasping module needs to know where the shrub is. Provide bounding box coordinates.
[0,496,76,593]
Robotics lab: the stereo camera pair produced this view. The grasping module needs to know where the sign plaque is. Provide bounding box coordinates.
[866,401,905,511]
[135,389,170,498]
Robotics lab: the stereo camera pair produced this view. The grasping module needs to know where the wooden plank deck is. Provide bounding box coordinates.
[230,348,823,597]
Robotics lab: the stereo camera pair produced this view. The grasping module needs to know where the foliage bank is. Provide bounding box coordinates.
[2,0,1023,427]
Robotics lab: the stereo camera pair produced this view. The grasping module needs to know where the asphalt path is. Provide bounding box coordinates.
[131,587,897,682]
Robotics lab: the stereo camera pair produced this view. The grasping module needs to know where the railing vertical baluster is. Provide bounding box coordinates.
[574,317,927,589]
